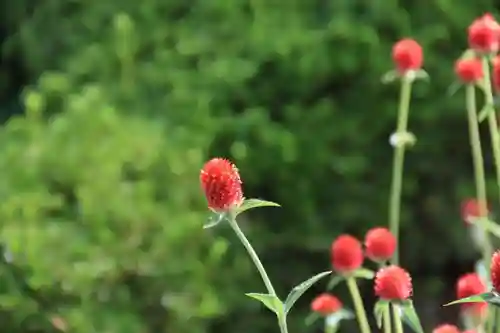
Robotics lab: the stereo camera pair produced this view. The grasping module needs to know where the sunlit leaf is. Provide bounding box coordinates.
[399,301,424,333]
[443,292,496,306]
[327,275,343,290]
[373,300,389,328]
[284,271,331,314]
[245,293,283,314]
[234,199,280,216]
[352,268,375,280]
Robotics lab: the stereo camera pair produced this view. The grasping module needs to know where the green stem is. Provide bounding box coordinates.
[488,308,495,333]
[389,76,413,265]
[465,83,493,265]
[383,305,392,333]
[483,57,500,206]
[325,321,336,333]
[346,277,371,333]
[392,305,404,333]
[227,216,288,333]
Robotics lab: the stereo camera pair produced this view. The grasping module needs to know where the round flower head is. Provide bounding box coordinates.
[461,199,489,225]
[468,13,500,54]
[491,251,500,292]
[364,227,397,262]
[493,56,500,92]
[200,158,243,212]
[392,38,423,74]
[310,293,342,315]
[456,273,487,311]
[374,265,412,300]
[432,324,461,333]
[331,235,363,273]
[454,58,483,84]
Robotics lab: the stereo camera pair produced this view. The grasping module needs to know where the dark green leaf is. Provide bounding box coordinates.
[373,300,389,328]
[234,199,280,216]
[352,268,375,280]
[245,293,283,314]
[399,301,423,333]
[284,271,331,314]
[443,292,496,306]
[327,275,343,290]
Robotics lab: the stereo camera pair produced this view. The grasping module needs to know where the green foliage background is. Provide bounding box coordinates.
[0,0,499,332]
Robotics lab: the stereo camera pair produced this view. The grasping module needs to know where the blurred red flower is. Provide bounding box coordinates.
[461,198,489,224]
[392,39,423,74]
[364,227,397,262]
[491,251,500,292]
[311,293,342,315]
[374,265,412,300]
[454,58,483,83]
[432,324,461,333]
[468,13,500,53]
[331,235,363,273]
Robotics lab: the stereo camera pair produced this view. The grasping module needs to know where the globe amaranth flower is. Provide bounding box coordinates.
[374,265,412,300]
[493,56,500,92]
[331,235,363,273]
[461,198,489,225]
[364,227,397,262]
[200,158,243,212]
[311,293,342,315]
[454,58,483,83]
[468,13,500,53]
[491,250,500,292]
[432,324,461,333]
[456,273,487,317]
[392,39,423,74]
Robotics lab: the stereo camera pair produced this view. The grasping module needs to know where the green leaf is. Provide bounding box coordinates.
[352,268,375,280]
[477,218,500,239]
[245,293,283,314]
[373,300,389,328]
[234,198,280,216]
[203,213,226,229]
[399,301,424,333]
[446,81,461,97]
[284,271,332,314]
[326,308,354,329]
[305,312,321,326]
[478,105,494,123]
[327,275,343,290]
[443,292,496,306]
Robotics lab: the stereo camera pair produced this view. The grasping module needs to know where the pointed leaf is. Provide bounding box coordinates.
[373,300,389,328]
[245,293,283,314]
[381,70,398,84]
[203,213,225,229]
[446,81,461,97]
[478,105,494,123]
[284,271,332,314]
[326,309,355,327]
[443,292,496,306]
[234,199,280,216]
[352,268,375,280]
[477,218,500,239]
[327,275,343,290]
[305,312,321,326]
[399,301,424,333]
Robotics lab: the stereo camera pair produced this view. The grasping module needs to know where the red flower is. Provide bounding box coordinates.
[364,227,397,262]
[463,331,478,333]
[200,158,243,212]
[331,235,363,273]
[456,273,487,311]
[392,39,423,74]
[493,56,500,92]
[454,58,483,83]
[461,199,489,224]
[432,324,461,333]
[311,293,342,315]
[491,250,500,291]
[374,265,412,300]
[468,13,500,53]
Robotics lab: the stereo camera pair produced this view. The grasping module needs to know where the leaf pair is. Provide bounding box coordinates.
[374,300,423,333]
[203,199,280,229]
[327,268,375,290]
[246,271,332,318]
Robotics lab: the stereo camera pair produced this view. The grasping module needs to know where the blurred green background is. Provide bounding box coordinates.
[0,0,499,332]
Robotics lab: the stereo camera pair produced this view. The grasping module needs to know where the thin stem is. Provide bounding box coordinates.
[488,308,495,333]
[383,304,392,333]
[227,216,288,333]
[346,277,371,333]
[392,305,404,333]
[482,57,500,205]
[325,320,336,333]
[389,76,413,265]
[465,83,493,265]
